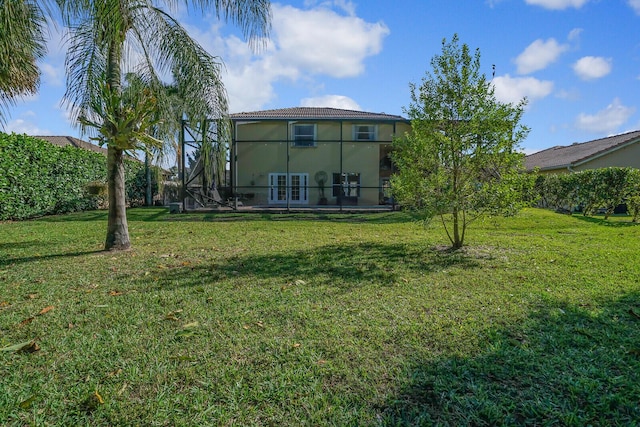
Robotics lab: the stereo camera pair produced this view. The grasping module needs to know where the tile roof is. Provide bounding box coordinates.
[36,135,108,155]
[524,130,640,171]
[230,107,407,121]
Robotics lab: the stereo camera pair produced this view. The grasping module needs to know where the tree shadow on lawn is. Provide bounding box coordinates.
[571,214,639,227]
[0,249,105,267]
[37,208,168,223]
[144,241,481,292]
[378,291,640,426]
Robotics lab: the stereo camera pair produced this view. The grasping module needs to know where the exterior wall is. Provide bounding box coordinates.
[574,142,640,171]
[233,119,409,206]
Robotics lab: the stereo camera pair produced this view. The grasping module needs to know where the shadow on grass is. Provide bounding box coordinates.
[378,292,640,425]
[167,211,419,224]
[571,214,639,227]
[144,241,480,292]
[37,208,170,223]
[34,208,419,225]
[0,250,105,267]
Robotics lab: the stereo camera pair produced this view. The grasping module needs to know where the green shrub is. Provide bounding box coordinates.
[0,133,158,220]
[536,168,640,218]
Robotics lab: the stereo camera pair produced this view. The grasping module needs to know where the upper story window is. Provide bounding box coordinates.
[292,124,316,147]
[353,124,377,141]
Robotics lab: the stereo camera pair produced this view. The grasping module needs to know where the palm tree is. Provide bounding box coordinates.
[59,0,271,250]
[0,0,47,125]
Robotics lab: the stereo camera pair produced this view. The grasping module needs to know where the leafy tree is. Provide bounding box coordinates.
[0,0,47,125]
[392,35,532,249]
[59,0,271,250]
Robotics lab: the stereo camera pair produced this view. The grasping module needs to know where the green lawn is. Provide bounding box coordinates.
[1,208,639,426]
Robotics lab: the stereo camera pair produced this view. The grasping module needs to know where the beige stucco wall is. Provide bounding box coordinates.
[536,142,640,175]
[574,142,640,171]
[233,119,408,205]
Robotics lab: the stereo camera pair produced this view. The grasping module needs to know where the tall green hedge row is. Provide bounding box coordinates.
[0,133,155,220]
[536,167,640,221]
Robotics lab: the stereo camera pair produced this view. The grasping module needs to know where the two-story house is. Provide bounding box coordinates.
[229,107,411,208]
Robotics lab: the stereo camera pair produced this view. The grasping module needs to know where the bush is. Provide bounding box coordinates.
[535,168,640,218]
[0,133,158,220]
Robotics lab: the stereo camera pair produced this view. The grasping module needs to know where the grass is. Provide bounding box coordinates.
[1,208,639,426]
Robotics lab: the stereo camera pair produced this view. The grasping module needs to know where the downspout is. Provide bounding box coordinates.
[286,121,290,213]
[233,120,238,210]
[180,119,186,213]
[339,120,343,212]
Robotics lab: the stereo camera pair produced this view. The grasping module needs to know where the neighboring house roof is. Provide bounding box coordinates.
[36,135,108,155]
[525,130,640,171]
[230,107,407,122]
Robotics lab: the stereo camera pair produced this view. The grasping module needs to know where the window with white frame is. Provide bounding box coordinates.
[292,124,316,147]
[353,124,377,141]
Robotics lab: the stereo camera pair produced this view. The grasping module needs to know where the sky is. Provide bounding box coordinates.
[4,0,640,155]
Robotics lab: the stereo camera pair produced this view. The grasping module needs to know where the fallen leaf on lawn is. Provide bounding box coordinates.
[20,341,40,353]
[38,306,54,315]
[255,321,264,328]
[317,359,327,365]
[181,261,191,267]
[26,294,37,299]
[18,317,35,327]
[108,290,123,297]
[0,301,10,308]
[19,394,38,409]
[182,322,199,329]
[95,305,109,308]
[117,382,128,396]
[292,343,301,348]
[83,390,105,411]
[105,368,122,378]
[1,340,34,352]
[294,279,306,286]
[242,324,250,330]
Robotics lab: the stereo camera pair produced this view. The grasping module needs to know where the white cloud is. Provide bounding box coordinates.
[515,38,569,74]
[40,62,64,87]
[492,74,554,105]
[186,3,389,113]
[573,56,612,80]
[300,95,361,110]
[525,0,589,10]
[575,98,635,133]
[273,4,389,78]
[567,28,583,41]
[629,0,640,14]
[6,117,51,135]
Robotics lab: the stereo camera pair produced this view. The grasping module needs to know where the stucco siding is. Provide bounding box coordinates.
[574,142,640,171]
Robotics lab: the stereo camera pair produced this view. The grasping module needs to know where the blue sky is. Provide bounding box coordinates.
[4,0,640,154]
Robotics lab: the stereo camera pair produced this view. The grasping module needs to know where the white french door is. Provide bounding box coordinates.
[268,173,309,204]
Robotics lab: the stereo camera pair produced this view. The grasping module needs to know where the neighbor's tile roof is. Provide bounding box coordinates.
[230,107,407,121]
[36,135,108,155]
[525,130,640,171]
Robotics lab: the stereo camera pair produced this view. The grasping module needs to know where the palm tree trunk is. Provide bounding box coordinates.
[105,145,130,250]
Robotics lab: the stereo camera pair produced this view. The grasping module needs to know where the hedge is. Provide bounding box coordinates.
[536,167,640,221]
[0,133,157,220]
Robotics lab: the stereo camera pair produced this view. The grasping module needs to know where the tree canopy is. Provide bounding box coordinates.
[0,0,47,125]
[57,0,271,250]
[392,34,533,249]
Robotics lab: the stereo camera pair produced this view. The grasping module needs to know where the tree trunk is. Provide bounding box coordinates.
[105,145,131,251]
[452,207,463,249]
